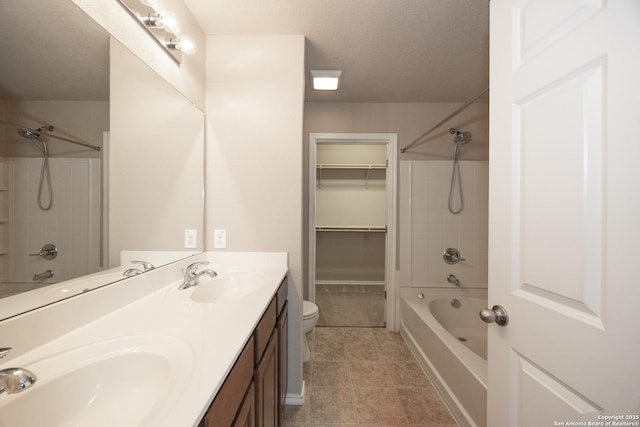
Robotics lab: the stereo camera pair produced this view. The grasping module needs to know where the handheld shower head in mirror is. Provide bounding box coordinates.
[449,128,472,145]
[16,125,53,142]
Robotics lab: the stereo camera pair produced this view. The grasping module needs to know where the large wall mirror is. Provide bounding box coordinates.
[0,0,204,320]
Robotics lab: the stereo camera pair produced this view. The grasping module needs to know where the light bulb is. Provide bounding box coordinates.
[159,11,180,33]
[178,37,195,54]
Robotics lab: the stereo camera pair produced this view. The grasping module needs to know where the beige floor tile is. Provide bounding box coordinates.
[314,340,347,361]
[396,386,456,425]
[311,360,352,386]
[386,361,433,388]
[299,326,459,426]
[309,386,358,424]
[342,327,377,342]
[352,387,408,425]
[348,360,394,388]
[344,340,382,362]
[377,340,416,362]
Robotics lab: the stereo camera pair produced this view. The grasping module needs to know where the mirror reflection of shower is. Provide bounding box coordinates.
[448,128,472,214]
[17,125,54,211]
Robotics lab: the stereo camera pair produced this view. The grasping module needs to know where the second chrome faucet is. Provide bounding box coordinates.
[179,261,217,290]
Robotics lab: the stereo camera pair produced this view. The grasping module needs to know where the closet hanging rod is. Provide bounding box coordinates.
[316,226,387,233]
[0,119,101,152]
[399,87,488,153]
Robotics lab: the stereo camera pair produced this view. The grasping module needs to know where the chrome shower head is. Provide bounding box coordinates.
[17,128,41,140]
[16,125,53,142]
[449,128,472,144]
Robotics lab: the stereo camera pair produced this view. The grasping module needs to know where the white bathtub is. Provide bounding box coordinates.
[400,287,488,427]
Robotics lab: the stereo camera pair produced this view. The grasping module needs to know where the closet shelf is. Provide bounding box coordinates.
[316,163,386,170]
[316,163,386,189]
[316,225,387,233]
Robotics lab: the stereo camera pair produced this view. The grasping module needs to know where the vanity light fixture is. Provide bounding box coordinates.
[167,37,195,55]
[311,70,342,91]
[117,0,195,64]
[139,11,180,33]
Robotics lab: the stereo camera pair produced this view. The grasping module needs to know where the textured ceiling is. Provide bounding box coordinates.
[0,0,109,101]
[184,0,490,103]
[0,1,489,104]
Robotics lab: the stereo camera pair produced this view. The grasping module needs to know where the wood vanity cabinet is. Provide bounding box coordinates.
[199,278,288,427]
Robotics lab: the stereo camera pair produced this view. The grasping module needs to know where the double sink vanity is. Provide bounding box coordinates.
[0,252,289,426]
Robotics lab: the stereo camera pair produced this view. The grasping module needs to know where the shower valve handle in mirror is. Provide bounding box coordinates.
[480,305,509,326]
[29,243,58,260]
[443,247,465,264]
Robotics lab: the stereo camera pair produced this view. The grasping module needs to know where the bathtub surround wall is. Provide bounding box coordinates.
[1,158,101,291]
[0,98,108,296]
[399,161,489,289]
[205,35,305,401]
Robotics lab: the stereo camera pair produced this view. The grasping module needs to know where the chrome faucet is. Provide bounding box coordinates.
[179,261,217,290]
[447,274,460,286]
[0,368,37,395]
[32,270,53,281]
[123,260,156,277]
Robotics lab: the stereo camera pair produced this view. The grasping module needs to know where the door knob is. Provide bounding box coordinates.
[479,305,509,326]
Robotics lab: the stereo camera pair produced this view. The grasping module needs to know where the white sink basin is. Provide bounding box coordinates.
[190,271,268,303]
[0,335,193,427]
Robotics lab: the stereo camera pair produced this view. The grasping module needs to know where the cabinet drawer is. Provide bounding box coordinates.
[254,298,276,364]
[203,336,255,427]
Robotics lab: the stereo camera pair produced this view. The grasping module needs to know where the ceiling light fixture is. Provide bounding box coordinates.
[311,70,342,91]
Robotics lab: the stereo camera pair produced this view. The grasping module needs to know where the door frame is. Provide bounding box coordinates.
[308,133,398,330]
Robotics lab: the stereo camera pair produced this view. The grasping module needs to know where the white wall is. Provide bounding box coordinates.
[205,35,306,398]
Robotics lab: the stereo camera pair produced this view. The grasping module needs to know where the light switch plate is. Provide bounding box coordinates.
[184,229,197,249]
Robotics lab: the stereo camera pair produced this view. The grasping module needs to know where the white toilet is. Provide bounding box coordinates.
[302,300,319,362]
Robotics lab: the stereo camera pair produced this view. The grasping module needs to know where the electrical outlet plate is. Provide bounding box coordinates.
[214,229,226,249]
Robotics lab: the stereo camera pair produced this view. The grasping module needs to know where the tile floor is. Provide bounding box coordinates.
[284,327,458,426]
[315,285,386,328]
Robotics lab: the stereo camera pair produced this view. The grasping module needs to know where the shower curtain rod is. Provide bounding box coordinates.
[399,87,489,153]
[0,119,101,152]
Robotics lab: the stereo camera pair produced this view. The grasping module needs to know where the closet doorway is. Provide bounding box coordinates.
[308,133,397,329]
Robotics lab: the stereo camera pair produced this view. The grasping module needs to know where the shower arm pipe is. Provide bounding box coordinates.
[399,87,488,153]
[0,119,101,152]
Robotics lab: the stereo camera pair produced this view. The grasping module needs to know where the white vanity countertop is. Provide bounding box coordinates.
[0,251,288,427]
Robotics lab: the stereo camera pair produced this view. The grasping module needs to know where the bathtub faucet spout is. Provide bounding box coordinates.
[447,274,460,286]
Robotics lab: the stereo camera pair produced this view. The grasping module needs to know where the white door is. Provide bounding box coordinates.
[488,1,640,426]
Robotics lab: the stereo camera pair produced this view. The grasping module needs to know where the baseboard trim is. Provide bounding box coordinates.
[284,381,306,406]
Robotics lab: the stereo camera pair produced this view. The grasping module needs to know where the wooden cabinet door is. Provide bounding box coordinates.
[277,301,288,425]
[255,329,278,427]
[233,382,256,427]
